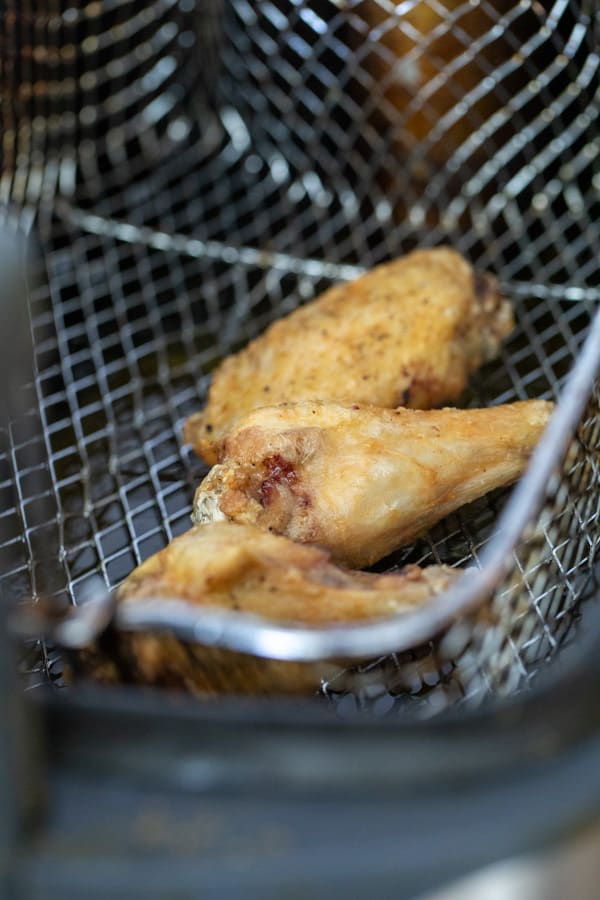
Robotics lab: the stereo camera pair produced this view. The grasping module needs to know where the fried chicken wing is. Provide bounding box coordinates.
[98,522,459,695]
[119,522,458,623]
[184,248,514,463]
[193,399,553,568]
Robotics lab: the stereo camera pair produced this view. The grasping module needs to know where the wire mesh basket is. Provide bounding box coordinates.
[1,0,599,717]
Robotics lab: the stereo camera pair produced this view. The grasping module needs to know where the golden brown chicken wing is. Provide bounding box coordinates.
[184,248,514,464]
[100,522,459,695]
[119,522,458,623]
[193,399,553,568]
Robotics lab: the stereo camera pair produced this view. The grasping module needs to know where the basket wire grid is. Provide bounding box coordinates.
[0,0,599,715]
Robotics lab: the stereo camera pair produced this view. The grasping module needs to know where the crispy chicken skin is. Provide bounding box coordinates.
[97,522,459,695]
[78,522,454,694]
[119,522,459,624]
[184,248,514,463]
[193,399,554,568]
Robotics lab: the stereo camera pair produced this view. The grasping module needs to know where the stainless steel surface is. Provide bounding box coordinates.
[0,0,599,712]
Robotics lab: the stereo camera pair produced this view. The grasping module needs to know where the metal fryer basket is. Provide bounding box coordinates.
[1,0,599,715]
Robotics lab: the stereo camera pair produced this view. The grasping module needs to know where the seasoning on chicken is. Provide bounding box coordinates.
[119,521,459,624]
[184,247,514,464]
[193,399,554,568]
[100,522,460,694]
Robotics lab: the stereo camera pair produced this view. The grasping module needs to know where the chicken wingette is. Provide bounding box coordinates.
[119,521,459,623]
[184,247,514,464]
[193,399,554,568]
[95,522,460,694]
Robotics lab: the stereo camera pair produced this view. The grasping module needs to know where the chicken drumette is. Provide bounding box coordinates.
[193,399,553,568]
